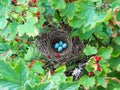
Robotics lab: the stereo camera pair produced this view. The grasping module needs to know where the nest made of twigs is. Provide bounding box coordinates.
[36,26,84,65]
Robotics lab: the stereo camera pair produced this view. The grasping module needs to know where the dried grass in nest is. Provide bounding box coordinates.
[36,26,85,67]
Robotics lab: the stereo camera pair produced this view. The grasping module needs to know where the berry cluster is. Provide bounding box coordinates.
[36,11,40,20]
[54,40,67,52]
[46,53,61,59]
[88,55,102,77]
[93,55,102,71]
[15,38,30,45]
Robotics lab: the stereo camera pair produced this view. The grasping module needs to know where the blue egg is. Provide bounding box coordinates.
[58,46,63,52]
[62,43,67,49]
[59,41,63,46]
[54,43,59,49]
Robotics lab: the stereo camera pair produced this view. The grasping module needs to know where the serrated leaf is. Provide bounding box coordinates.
[26,83,51,90]
[61,3,76,19]
[50,73,66,89]
[0,78,19,90]
[107,79,120,90]
[102,9,113,22]
[58,82,79,90]
[17,16,39,37]
[24,47,34,61]
[117,64,120,72]
[17,23,38,37]
[0,16,8,30]
[85,65,94,72]
[113,36,120,45]
[96,76,107,88]
[14,60,28,86]
[108,58,120,69]
[83,45,97,55]
[49,0,66,10]
[0,60,28,90]
[55,65,66,73]
[0,60,16,80]
[80,75,95,89]
[1,22,18,40]
[98,47,113,59]
[112,45,120,57]
[111,0,120,8]
[69,17,83,28]
[32,61,44,74]
[17,0,26,4]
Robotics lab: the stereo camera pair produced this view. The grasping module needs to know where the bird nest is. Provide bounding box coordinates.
[36,26,84,65]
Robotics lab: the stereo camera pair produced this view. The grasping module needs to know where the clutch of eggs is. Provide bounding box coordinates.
[54,40,67,52]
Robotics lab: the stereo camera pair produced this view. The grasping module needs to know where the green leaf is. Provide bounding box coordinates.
[17,15,39,37]
[14,60,28,86]
[0,16,8,30]
[17,0,26,4]
[108,58,120,69]
[50,73,66,89]
[100,60,111,74]
[55,65,66,73]
[96,76,107,88]
[26,83,51,90]
[111,0,120,8]
[69,17,83,28]
[0,78,19,90]
[113,36,120,45]
[0,43,13,60]
[32,61,44,74]
[0,60,28,90]
[17,23,38,37]
[83,45,97,55]
[107,79,120,90]
[112,45,120,57]
[0,43,9,54]
[116,12,120,21]
[58,82,80,90]
[102,9,113,22]
[49,0,66,10]
[61,3,76,19]
[117,64,120,72]
[1,22,18,40]
[80,75,95,89]
[25,46,34,61]
[85,65,94,72]
[98,47,113,59]
[0,60,16,80]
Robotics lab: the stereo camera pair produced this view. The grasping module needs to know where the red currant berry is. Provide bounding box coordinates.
[32,0,36,3]
[55,54,60,58]
[37,16,40,20]
[26,41,30,45]
[50,70,55,75]
[93,55,101,62]
[15,38,19,42]
[95,63,100,67]
[20,40,24,42]
[42,24,45,27]
[88,71,93,77]
[42,34,47,38]
[47,55,51,59]
[97,66,101,71]
[36,11,40,16]
[12,0,16,3]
